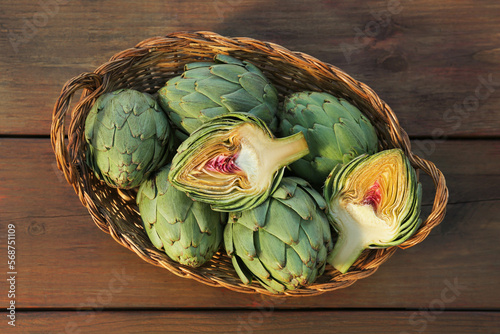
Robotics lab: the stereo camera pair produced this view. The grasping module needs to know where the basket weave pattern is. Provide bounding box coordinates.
[51,31,448,296]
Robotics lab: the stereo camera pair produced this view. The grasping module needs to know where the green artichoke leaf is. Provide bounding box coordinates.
[358,116,379,151]
[324,149,422,273]
[157,187,193,225]
[238,72,267,103]
[182,64,213,79]
[231,256,252,285]
[325,99,359,123]
[84,110,97,141]
[299,209,326,251]
[290,237,315,271]
[239,254,285,293]
[333,122,365,157]
[263,81,279,103]
[180,92,218,116]
[170,77,195,96]
[247,103,279,132]
[138,194,158,226]
[92,149,109,176]
[184,61,215,70]
[283,246,305,286]
[93,123,115,151]
[301,185,328,212]
[224,220,235,256]
[261,197,302,245]
[154,215,181,246]
[232,223,257,260]
[190,202,212,234]
[215,53,244,66]
[97,98,126,129]
[306,124,341,160]
[275,186,316,221]
[126,109,156,140]
[209,64,247,83]
[196,76,239,103]
[169,113,309,212]
[180,117,204,135]
[235,199,270,231]
[131,138,154,167]
[145,223,164,250]
[114,123,141,155]
[338,99,363,118]
[270,177,298,200]
[221,88,259,112]
[255,229,286,270]
[199,106,228,119]
[178,212,204,249]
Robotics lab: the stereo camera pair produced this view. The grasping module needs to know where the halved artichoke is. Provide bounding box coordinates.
[324,149,422,273]
[169,113,309,212]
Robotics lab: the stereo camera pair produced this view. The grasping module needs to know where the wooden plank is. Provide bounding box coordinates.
[0,0,499,136]
[10,311,500,333]
[0,139,499,308]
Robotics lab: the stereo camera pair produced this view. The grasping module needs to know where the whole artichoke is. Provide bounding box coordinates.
[85,89,174,189]
[225,177,333,293]
[137,165,225,267]
[157,54,279,138]
[324,149,422,273]
[279,91,379,187]
[168,113,309,212]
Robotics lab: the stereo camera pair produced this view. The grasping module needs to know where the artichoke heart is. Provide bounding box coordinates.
[169,113,309,212]
[324,149,422,273]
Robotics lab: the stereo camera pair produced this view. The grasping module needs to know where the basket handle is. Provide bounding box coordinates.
[399,152,449,249]
[51,72,103,186]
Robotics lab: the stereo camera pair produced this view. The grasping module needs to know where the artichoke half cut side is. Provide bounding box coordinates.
[324,149,422,274]
[169,114,310,212]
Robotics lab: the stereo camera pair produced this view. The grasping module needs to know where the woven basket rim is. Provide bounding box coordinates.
[51,31,449,297]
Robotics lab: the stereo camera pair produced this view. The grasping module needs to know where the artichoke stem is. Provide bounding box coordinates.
[266,131,309,171]
[327,226,366,274]
[326,198,373,274]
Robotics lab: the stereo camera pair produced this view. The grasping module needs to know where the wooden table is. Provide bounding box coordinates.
[1,0,499,333]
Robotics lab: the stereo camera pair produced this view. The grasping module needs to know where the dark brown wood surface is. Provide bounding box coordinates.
[1,0,499,332]
[14,311,500,333]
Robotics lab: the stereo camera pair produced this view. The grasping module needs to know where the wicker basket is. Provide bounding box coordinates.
[51,31,448,296]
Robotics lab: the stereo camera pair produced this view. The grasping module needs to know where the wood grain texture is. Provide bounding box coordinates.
[11,311,500,334]
[0,139,498,308]
[1,0,499,136]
